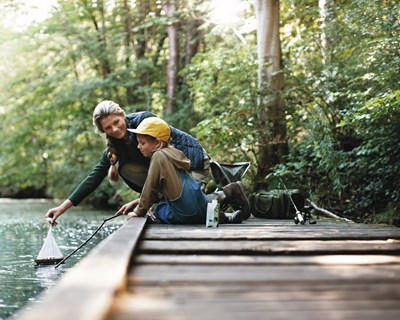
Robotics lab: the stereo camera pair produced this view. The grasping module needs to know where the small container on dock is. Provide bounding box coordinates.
[206,200,219,228]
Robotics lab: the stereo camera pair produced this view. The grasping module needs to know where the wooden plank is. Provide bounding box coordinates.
[111,279,400,319]
[145,221,399,229]
[109,309,400,320]
[125,282,400,301]
[112,282,400,319]
[17,215,400,320]
[128,264,400,284]
[145,218,397,230]
[135,254,400,266]
[142,228,400,240]
[112,294,400,310]
[109,287,400,320]
[138,239,400,254]
[14,218,147,320]
[109,220,400,320]
[143,221,400,240]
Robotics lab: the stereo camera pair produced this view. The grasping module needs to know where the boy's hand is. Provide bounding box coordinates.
[116,198,140,215]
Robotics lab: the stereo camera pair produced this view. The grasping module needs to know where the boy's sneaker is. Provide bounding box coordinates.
[228,210,244,224]
[218,210,243,224]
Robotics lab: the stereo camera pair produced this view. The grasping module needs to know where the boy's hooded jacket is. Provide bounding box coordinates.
[133,147,191,216]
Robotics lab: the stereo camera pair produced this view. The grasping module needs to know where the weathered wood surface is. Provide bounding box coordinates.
[108,218,400,320]
[14,217,400,320]
[14,217,147,320]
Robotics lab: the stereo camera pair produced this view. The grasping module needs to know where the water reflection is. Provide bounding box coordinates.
[0,199,123,319]
[34,266,63,291]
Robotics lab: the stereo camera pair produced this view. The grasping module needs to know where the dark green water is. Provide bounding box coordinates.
[0,199,124,319]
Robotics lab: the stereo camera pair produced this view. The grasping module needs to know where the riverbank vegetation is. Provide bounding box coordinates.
[0,0,399,224]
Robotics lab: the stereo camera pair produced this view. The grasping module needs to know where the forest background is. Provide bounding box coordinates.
[0,0,399,225]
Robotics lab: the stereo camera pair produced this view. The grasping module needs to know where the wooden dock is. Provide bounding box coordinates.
[15,217,400,320]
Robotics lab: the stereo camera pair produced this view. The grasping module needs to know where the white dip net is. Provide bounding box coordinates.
[35,227,64,264]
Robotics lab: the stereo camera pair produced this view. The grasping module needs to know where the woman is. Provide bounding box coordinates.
[45,100,210,225]
[116,117,245,224]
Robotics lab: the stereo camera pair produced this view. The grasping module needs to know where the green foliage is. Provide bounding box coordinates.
[269,0,400,222]
[185,40,258,169]
[345,91,400,216]
[0,0,165,204]
[0,0,399,224]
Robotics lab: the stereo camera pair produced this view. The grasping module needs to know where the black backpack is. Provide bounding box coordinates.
[250,189,306,219]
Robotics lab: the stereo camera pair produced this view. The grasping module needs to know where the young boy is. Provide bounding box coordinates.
[116,117,249,224]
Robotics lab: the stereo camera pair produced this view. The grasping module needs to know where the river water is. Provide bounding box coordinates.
[0,199,124,319]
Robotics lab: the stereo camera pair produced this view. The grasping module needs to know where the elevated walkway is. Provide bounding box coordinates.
[15,217,400,320]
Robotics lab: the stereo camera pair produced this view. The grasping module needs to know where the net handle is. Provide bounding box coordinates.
[54,212,123,269]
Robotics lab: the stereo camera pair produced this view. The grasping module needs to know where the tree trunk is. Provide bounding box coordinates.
[179,17,204,113]
[135,0,148,59]
[123,0,133,61]
[162,0,178,115]
[253,0,288,190]
[124,0,149,106]
[319,0,334,64]
[183,18,203,67]
[84,1,112,78]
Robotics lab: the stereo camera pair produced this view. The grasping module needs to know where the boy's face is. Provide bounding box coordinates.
[136,134,161,157]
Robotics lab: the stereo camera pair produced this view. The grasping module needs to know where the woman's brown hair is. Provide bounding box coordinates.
[93,100,126,184]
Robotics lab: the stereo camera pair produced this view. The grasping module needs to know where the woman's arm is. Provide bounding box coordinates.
[67,150,109,205]
[44,151,109,224]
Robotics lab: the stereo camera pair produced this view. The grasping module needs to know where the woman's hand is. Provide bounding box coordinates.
[44,199,73,226]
